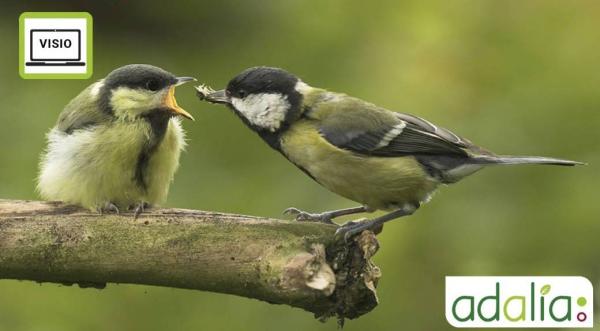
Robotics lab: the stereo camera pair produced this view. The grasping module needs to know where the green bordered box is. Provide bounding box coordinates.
[19,12,93,79]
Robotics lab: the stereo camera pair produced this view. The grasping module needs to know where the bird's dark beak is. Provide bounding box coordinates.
[199,89,231,105]
[175,76,197,86]
[163,77,197,121]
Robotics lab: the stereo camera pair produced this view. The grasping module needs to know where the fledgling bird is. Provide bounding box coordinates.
[38,64,196,215]
[198,66,582,240]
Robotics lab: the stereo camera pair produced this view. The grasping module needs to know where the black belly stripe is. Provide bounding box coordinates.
[134,110,172,191]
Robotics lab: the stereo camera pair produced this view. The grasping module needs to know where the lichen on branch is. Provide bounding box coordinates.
[0,199,380,322]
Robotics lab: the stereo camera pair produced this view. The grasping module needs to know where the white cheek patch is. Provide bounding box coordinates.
[231,93,290,132]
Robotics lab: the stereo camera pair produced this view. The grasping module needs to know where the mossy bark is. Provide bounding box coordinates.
[0,199,379,322]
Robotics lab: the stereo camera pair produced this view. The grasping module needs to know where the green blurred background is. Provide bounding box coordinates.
[1,1,598,330]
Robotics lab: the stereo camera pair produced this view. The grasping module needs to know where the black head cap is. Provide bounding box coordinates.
[104,64,178,92]
[226,66,299,99]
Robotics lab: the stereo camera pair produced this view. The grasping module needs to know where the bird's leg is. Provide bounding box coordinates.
[130,202,150,219]
[335,203,420,242]
[98,202,120,214]
[283,206,367,225]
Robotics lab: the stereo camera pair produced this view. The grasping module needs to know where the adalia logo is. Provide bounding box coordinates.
[446,276,593,328]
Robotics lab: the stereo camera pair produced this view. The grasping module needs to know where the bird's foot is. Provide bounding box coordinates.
[283,207,337,225]
[335,207,414,242]
[335,219,379,242]
[98,202,120,214]
[129,202,150,219]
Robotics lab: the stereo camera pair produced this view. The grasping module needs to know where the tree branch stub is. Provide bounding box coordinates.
[0,199,380,322]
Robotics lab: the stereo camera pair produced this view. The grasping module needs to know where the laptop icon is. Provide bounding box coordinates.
[26,29,85,66]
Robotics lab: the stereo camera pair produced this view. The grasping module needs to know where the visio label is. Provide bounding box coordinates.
[19,12,93,79]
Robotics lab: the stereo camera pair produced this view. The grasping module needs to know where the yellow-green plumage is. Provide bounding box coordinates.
[38,64,190,212]
[281,119,437,211]
[200,66,581,236]
[38,123,184,210]
[275,87,475,210]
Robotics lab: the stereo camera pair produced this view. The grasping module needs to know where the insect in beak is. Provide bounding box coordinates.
[196,86,231,105]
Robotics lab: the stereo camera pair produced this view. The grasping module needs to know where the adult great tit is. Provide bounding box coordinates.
[38,64,196,215]
[198,66,582,240]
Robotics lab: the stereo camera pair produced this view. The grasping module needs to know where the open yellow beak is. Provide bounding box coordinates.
[164,85,195,121]
[163,77,196,121]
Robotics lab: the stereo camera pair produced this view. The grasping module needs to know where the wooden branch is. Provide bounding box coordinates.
[0,199,380,322]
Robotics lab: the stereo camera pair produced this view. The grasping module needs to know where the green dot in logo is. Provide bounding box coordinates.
[577,297,587,307]
[540,284,551,295]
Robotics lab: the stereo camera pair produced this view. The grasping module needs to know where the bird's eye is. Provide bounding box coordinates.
[238,90,247,98]
[146,80,160,91]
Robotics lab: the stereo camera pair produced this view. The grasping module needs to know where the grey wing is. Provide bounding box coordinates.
[56,89,112,134]
[317,102,493,183]
[320,108,471,157]
[394,112,470,148]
